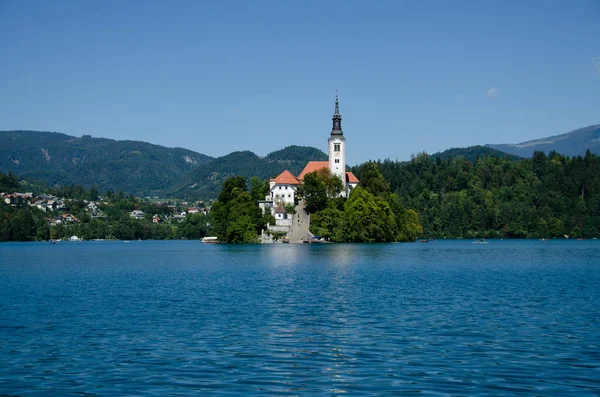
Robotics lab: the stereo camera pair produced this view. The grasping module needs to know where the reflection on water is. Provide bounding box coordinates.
[0,240,599,396]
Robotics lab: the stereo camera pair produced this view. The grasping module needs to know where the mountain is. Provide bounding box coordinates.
[175,146,327,199]
[0,131,213,196]
[486,124,600,158]
[431,145,521,162]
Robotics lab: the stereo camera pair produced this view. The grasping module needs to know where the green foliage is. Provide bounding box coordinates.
[432,145,521,162]
[264,145,328,163]
[352,151,600,239]
[175,146,327,199]
[176,213,210,240]
[1,204,51,241]
[339,187,396,242]
[303,168,344,214]
[397,209,423,242]
[358,161,391,197]
[0,177,182,241]
[0,172,21,192]
[309,164,422,242]
[0,130,213,197]
[309,201,343,240]
[250,176,269,202]
[217,176,247,204]
[211,176,268,243]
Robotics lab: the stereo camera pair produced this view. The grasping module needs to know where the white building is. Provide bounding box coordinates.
[130,210,145,219]
[269,170,301,206]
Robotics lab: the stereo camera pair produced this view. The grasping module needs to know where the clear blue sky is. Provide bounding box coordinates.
[1,0,599,164]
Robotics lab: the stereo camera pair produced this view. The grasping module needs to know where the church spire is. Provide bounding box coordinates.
[331,91,343,135]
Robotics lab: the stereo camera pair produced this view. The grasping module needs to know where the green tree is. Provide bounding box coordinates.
[340,187,396,242]
[250,176,269,202]
[10,209,35,241]
[358,161,390,197]
[397,209,423,242]
[303,168,343,214]
[177,213,210,239]
[211,176,265,243]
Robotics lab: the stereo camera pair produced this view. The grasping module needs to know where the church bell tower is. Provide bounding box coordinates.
[328,93,346,190]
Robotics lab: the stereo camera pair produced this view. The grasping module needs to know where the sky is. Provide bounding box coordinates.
[1,0,599,164]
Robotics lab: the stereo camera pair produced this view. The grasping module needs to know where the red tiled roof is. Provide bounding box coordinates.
[274,204,286,213]
[297,161,329,180]
[272,170,301,185]
[346,172,359,183]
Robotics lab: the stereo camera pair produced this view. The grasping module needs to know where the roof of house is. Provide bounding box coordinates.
[273,204,286,213]
[297,161,329,180]
[346,172,360,183]
[272,170,301,185]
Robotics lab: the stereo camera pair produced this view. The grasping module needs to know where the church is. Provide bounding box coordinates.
[265,95,359,211]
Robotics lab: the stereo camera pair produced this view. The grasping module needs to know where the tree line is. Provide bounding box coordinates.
[303,166,423,242]
[352,150,600,239]
[3,148,600,242]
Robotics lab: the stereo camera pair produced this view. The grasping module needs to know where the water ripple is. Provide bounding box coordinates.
[0,240,599,396]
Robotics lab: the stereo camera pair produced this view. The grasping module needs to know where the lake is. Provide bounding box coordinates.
[1,240,599,396]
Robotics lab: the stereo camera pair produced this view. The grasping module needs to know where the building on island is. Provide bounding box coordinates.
[261,95,360,218]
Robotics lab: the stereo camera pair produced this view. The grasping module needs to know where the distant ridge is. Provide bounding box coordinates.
[0,130,328,199]
[0,130,213,196]
[486,124,600,158]
[175,146,327,199]
[431,145,521,162]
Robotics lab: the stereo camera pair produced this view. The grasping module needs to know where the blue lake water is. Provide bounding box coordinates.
[0,240,599,396]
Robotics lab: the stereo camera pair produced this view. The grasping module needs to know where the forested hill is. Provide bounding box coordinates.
[486,124,600,158]
[352,150,600,239]
[431,145,521,162]
[0,130,213,196]
[175,146,327,199]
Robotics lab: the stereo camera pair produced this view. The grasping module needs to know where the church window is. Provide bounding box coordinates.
[335,159,339,163]
[334,143,340,151]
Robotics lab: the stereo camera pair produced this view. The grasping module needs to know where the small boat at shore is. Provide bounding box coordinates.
[302,236,325,243]
[201,236,220,244]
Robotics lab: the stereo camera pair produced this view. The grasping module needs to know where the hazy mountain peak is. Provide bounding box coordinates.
[486,124,600,158]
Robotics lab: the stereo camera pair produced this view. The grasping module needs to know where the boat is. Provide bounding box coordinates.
[201,236,220,244]
[302,236,324,243]
[50,239,57,244]
[419,239,430,243]
[473,238,488,244]
[281,236,290,243]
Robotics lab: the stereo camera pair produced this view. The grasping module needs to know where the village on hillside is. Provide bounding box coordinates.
[0,187,211,241]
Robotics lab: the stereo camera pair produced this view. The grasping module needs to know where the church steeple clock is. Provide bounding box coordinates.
[328,92,346,192]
